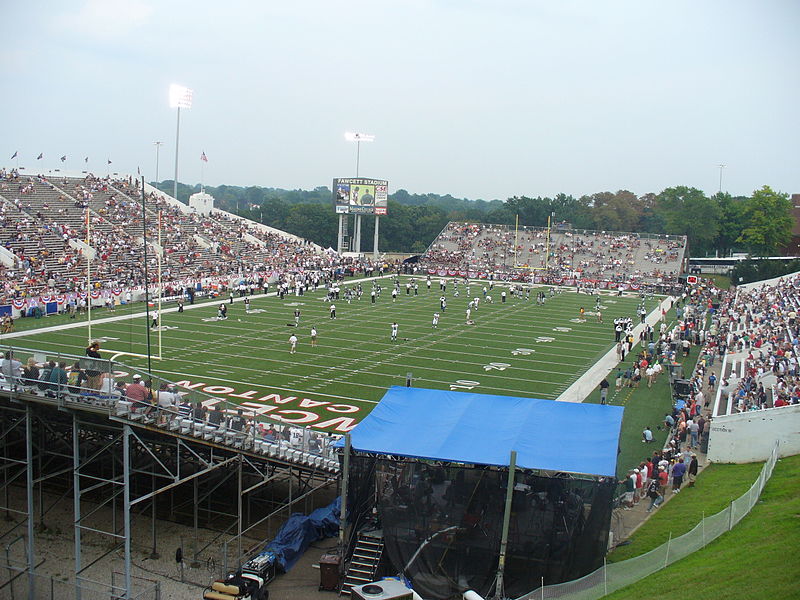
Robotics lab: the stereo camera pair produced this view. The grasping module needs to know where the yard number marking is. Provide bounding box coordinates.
[450,380,481,390]
[483,362,511,372]
[511,348,536,356]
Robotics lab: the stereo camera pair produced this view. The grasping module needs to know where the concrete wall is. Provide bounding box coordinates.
[707,404,800,463]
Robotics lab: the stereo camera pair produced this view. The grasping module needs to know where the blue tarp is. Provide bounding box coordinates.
[343,387,624,477]
[265,496,340,572]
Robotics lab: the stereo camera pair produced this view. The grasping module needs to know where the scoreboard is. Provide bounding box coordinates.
[333,178,389,215]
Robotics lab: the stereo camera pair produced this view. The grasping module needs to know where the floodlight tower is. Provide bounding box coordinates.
[717,163,726,194]
[345,132,374,254]
[169,84,193,201]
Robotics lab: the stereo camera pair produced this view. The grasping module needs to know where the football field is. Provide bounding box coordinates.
[8,276,661,432]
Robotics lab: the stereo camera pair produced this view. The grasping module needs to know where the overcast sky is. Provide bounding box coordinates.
[2,0,798,201]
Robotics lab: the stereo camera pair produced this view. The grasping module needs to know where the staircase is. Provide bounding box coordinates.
[340,530,384,595]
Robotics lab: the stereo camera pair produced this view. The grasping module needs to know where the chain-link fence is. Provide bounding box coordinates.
[517,443,779,600]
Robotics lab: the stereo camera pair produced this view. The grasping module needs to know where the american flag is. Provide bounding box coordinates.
[201,152,208,163]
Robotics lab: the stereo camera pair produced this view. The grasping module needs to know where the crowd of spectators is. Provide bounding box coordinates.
[421,221,686,286]
[704,273,800,412]
[0,345,339,463]
[0,169,387,303]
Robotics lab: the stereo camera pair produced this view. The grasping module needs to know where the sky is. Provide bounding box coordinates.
[2,0,798,202]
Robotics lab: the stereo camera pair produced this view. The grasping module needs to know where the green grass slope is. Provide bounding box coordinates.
[605,454,800,600]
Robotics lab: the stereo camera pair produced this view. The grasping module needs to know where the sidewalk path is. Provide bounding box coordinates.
[557,294,674,403]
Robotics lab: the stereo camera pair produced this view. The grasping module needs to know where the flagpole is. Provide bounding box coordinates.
[86,204,92,343]
[201,157,204,192]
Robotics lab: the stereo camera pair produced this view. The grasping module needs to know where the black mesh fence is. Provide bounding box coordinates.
[347,454,616,599]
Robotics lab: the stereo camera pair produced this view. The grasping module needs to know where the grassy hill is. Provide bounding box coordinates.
[606,453,800,600]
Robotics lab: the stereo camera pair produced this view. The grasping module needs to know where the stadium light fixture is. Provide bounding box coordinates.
[169,84,193,109]
[344,131,374,178]
[169,84,193,201]
[344,132,375,143]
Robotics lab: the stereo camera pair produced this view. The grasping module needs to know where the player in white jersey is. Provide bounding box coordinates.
[391,322,399,341]
[432,312,440,328]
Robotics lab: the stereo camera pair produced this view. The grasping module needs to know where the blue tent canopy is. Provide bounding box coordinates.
[344,387,623,477]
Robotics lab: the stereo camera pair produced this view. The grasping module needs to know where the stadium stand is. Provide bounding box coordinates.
[421,221,686,288]
[709,273,800,415]
[0,169,343,302]
[0,347,341,473]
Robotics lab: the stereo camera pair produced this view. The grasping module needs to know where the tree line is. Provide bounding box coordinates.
[155,181,793,258]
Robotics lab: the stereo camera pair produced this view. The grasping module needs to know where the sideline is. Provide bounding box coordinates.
[0,273,397,342]
[556,294,675,403]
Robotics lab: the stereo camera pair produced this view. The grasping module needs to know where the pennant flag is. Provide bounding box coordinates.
[201,151,208,163]
[85,157,89,163]
[137,166,141,175]
[60,155,67,162]
[107,159,112,165]
[37,153,43,160]
[10,151,17,160]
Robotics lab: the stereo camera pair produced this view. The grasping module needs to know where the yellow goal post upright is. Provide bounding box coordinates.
[513,212,554,273]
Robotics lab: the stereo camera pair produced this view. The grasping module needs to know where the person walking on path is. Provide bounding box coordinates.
[599,378,610,405]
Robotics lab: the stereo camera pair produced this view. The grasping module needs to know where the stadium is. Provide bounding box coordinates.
[2,3,798,600]
[1,165,798,600]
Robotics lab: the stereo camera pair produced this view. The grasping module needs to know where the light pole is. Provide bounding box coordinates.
[344,132,375,254]
[344,131,374,177]
[169,84,193,201]
[717,164,726,194]
[153,141,163,183]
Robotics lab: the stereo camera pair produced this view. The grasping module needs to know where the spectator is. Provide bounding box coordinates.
[84,341,103,390]
[671,458,687,493]
[0,351,23,388]
[599,378,610,405]
[125,374,150,412]
[687,453,699,487]
[48,361,68,396]
[208,406,224,428]
[67,361,88,393]
[22,358,40,387]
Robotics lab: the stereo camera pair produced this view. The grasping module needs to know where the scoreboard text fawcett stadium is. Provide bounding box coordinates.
[333,178,389,215]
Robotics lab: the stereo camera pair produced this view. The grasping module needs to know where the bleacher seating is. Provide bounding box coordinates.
[0,170,330,300]
[421,221,686,286]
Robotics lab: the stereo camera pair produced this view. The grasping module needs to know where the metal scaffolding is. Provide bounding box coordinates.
[0,390,338,599]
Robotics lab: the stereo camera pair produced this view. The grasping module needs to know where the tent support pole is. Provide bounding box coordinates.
[338,434,351,576]
[494,450,517,600]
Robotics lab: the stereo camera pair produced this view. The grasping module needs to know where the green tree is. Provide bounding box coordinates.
[584,190,643,232]
[656,186,720,255]
[737,185,793,257]
[711,193,745,257]
[283,204,337,247]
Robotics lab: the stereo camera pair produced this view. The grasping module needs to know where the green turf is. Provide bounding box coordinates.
[608,461,764,562]
[705,274,732,290]
[5,277,662,432]
[582,344,700,480]
[603,454,800,600]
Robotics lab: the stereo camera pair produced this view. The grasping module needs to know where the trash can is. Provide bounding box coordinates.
[319,553,341,591]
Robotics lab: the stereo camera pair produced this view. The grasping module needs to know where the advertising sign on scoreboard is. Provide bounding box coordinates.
[333,178,389,215]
